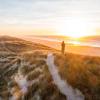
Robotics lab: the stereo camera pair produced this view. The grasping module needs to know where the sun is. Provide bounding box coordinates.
[56,18,94,38]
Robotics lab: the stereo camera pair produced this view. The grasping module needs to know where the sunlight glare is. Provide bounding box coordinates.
[56,18,94,38]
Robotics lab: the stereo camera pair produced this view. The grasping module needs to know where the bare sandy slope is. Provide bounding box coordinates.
[19,36,100,57]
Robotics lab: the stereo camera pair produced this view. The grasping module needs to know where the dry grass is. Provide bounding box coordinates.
[54,53,100,100]
[0,36,100,100]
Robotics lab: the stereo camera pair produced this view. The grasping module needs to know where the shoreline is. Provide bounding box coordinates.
[18,36,100,57]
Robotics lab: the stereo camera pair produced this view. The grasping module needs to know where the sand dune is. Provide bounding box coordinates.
[0,36,100,100]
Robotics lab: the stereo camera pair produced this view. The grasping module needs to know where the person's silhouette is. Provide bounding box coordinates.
[61,41,65,54]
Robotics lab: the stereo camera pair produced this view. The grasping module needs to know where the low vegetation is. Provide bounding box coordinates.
[0,36,100,100]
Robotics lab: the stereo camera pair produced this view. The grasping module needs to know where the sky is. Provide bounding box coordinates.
[0,0,100,36]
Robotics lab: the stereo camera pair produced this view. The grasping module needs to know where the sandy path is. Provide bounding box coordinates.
[46,53,84,100]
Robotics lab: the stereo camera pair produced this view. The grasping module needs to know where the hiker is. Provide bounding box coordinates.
[61,41,65,54]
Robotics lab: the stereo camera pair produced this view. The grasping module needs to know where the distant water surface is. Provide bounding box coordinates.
[32,36,100,48]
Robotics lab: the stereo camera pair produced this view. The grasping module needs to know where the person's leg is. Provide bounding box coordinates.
[62,47,64,54]
[63,46,65,54]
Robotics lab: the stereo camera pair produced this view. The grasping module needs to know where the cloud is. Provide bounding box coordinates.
[0,0,100,28]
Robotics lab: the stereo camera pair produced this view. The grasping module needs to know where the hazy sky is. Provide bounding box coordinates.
[0,0,100,36]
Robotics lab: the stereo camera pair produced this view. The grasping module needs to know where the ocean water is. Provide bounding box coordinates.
[67,40,100,47]
[32,36,100,48]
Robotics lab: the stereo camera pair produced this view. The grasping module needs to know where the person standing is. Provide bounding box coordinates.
[61,41,65,54]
